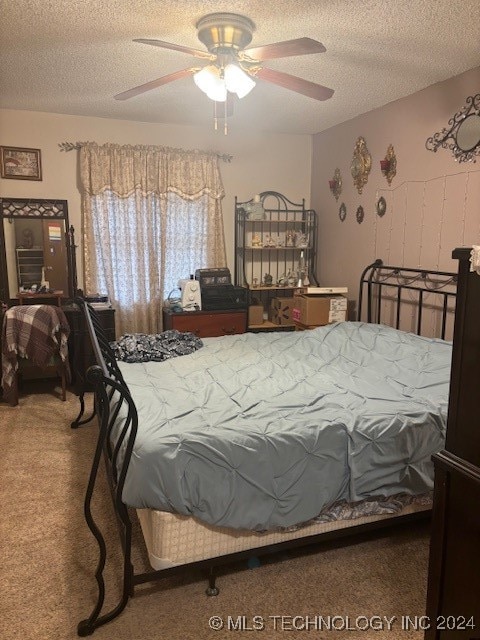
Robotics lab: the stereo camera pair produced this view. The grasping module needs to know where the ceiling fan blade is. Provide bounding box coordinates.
[243,38,326,61]
[114,68,196,101]
[255,67,334,101]
[133,39,213,60]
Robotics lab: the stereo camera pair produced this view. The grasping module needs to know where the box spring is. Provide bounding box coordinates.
[137,499,430,570]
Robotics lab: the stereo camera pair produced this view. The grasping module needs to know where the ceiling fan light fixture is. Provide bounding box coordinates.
[224,63,255,98]
[193,65,227,101]
[194,63,254,102]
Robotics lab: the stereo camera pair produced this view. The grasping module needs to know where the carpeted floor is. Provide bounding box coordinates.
[0,380,432,640]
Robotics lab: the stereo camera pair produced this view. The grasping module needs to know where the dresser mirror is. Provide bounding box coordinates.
[0,197,76,303]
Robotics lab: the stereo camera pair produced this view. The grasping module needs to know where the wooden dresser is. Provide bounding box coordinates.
[425,248,480,638]
[63,305,116,392]
[163,308,247,338]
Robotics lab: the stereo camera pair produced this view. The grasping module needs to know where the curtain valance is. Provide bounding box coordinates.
[79,142,225,200]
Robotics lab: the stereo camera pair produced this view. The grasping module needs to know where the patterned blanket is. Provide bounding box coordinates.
[111,330,203,363]
[1,304,71,397]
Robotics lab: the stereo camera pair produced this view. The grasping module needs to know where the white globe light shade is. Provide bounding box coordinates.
[193,65,227,102]
[224,63,256,98]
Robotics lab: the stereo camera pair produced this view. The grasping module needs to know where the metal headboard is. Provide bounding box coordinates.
[358,259,457,339]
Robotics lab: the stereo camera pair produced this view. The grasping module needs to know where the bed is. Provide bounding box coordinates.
[75,259,457,636]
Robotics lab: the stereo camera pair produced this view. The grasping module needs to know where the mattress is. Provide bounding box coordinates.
[114,322,451,531]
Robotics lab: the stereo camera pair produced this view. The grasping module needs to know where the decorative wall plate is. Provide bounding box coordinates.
[339,202,346,221]
[351,136,372,194]
[376,196,387,217]
[356,205,364,224]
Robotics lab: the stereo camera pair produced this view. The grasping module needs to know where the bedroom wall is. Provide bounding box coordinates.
[0,109,312,291]
[311,65,480,315]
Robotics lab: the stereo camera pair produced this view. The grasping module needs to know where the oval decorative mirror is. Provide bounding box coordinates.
[356,205,365,224]
[426,94,480,163]
[376,196,387,217]
[456,114,480,152]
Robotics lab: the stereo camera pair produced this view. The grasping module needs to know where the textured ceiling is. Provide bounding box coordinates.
[1,0,480,135]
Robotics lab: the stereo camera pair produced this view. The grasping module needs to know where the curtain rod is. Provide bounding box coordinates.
[58,141,232,163]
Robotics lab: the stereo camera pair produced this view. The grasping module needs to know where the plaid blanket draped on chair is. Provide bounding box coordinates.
[1,304,71,403]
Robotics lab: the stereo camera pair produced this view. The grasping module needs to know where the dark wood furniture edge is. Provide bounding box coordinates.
[424,248,480,640]
[425,451,480,640]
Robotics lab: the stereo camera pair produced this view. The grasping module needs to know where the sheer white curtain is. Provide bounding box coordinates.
[80,143,226,334]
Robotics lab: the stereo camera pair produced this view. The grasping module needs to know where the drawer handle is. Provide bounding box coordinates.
[222,326,236,335]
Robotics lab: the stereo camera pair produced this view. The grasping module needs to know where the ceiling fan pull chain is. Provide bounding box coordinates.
[214,100,218,131]
[224,99,228,135]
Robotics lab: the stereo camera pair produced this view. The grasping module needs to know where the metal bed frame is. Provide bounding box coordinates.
[75,259,457,636]
[358,259,457,339]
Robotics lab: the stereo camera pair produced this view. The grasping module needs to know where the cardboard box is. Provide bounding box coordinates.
[269,297,295,326]
[248,304,264,326]
[292,295,347,326]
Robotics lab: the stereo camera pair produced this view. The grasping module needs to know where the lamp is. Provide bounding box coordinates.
[193,63,255,102]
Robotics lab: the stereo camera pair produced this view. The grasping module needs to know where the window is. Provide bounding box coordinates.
[81,143,226,334]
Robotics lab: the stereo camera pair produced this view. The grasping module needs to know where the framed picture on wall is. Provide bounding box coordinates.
[0,146,42,181]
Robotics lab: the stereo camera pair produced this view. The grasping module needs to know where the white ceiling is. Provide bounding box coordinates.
[1,0,480,136]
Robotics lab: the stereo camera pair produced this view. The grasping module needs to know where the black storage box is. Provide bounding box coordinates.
[201,285,248,311]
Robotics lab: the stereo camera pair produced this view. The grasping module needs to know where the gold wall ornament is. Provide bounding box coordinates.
[350,136,371,194]
[380,144,397,185]
[328,168,342,201]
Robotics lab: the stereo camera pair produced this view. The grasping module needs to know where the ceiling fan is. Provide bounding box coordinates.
[114,12,334,104]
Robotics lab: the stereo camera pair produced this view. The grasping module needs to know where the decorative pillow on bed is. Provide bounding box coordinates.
[110,330,203,363]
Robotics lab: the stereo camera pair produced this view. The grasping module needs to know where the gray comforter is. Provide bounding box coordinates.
[115,322,451,531]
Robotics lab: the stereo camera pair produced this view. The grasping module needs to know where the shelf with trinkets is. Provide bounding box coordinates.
[234,191,318,330]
